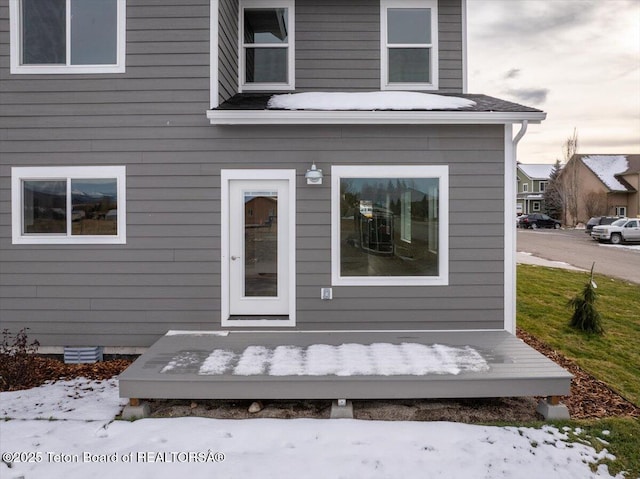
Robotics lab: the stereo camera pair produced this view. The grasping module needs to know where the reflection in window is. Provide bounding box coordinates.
[244,191,278,297]
[21,0,118,66]
[71,179,118,236]
[386,7,432,84]
[22,178,118,236]
[243,7,289,84]
[340,178,439,277]
[23,180,67,233]
[242,7,290,85]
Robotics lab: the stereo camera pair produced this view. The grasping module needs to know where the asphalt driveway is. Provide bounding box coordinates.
[517,228,640,284]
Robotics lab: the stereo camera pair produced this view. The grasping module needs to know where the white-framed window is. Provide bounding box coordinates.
[615,206,627,217]
[331,165,448,286]
[239,0,295,91]
[522,183,529,193]
[532,202,540,212]
[9,0,126,74]
[539,181,547,192]
[380,0,438,91]
[11,166,126,244]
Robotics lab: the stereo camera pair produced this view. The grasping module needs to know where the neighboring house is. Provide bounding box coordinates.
[516,163,555,216]
[559,154,640,225]
[1,1,571,407]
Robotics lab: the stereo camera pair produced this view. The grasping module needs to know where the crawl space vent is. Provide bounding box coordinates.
[64,346,104,364]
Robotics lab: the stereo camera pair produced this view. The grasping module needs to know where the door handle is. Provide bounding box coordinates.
[231,256,240,261]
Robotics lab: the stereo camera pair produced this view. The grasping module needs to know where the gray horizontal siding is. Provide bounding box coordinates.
[218,0,238,103]
[295,0,380,91]
[1,1,495,347]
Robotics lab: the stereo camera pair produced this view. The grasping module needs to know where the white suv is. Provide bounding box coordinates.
[591,218,640,244]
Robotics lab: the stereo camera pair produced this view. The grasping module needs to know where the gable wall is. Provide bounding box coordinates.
[1,1,499,348]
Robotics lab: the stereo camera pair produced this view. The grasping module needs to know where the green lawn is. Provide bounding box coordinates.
[517,264,640,407]
[517,264,640,477]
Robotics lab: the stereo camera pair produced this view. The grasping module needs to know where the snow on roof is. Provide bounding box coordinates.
[161,343,490,377]
[518,163,555,180]
[267,92,477,111]
[581,155,629,191]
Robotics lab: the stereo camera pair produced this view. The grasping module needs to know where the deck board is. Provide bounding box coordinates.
[118,330,572,400]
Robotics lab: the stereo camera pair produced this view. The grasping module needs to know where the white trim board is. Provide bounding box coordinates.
[208,110,546,125]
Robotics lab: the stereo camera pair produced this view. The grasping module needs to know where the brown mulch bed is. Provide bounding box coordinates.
[516,328,640,419]
[0,355,133,392]
[2,334,639,421]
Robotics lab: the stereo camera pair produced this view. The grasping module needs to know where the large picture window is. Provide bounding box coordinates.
[11,166,126,244]
[240,0,294,91]
[10,0,126,74]
[381,0,438,90]
[332,165,448,286]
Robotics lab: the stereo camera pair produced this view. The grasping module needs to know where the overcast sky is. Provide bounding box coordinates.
[467,0,640,164]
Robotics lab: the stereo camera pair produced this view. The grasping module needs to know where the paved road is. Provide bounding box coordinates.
[517,228,640,284]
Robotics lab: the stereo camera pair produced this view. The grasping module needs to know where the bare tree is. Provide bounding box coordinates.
[562,129,580,225]
[583,191,607,219]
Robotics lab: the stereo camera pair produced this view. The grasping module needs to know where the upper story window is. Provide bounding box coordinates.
[11,166,127,244]
[539,181,547,192]
[381,0,438,91]
[9,0,126,74]
[522,183,529,193]
[240,0,295,91]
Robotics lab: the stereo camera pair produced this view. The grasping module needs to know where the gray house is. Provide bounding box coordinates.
[1,0,571,412]
[517,163,555,215]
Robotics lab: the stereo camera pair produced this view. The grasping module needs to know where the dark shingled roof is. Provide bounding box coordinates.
[215,93,544,113]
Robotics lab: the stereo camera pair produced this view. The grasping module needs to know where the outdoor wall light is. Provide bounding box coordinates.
[305,163,323,185]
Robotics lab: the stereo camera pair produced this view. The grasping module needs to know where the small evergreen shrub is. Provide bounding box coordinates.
[568,263,604,334]
[0,328,40,391]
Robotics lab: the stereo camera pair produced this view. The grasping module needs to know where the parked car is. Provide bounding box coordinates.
[585,216,620,234]
[516,215,529,228]
[591,218,640,244]
[519,213,561,229]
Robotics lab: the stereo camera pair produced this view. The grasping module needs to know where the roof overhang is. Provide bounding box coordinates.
[207,109,547,126]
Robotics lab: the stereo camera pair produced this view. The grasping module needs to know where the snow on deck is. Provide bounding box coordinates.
[267,91,476,111]
[161,343,489,377]
[582,155,629,191]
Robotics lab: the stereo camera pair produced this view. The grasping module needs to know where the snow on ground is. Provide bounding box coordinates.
[267,91,476,110]
[0,378,127,421]
[599,243,640,252]
[0,379,628,479]
[517,251,587,271]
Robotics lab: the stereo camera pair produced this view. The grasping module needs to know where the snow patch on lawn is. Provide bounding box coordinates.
[0,378,127,421]
[268,91,476,111]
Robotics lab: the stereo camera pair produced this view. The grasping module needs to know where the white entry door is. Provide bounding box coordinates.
[221,170,296,326]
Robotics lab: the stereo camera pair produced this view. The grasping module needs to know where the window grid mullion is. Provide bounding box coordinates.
[242,43,289,48]
[66,177,72,237]
[387,44,432,49]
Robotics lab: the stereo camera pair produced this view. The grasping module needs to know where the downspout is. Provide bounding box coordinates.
[505,120,528,334]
